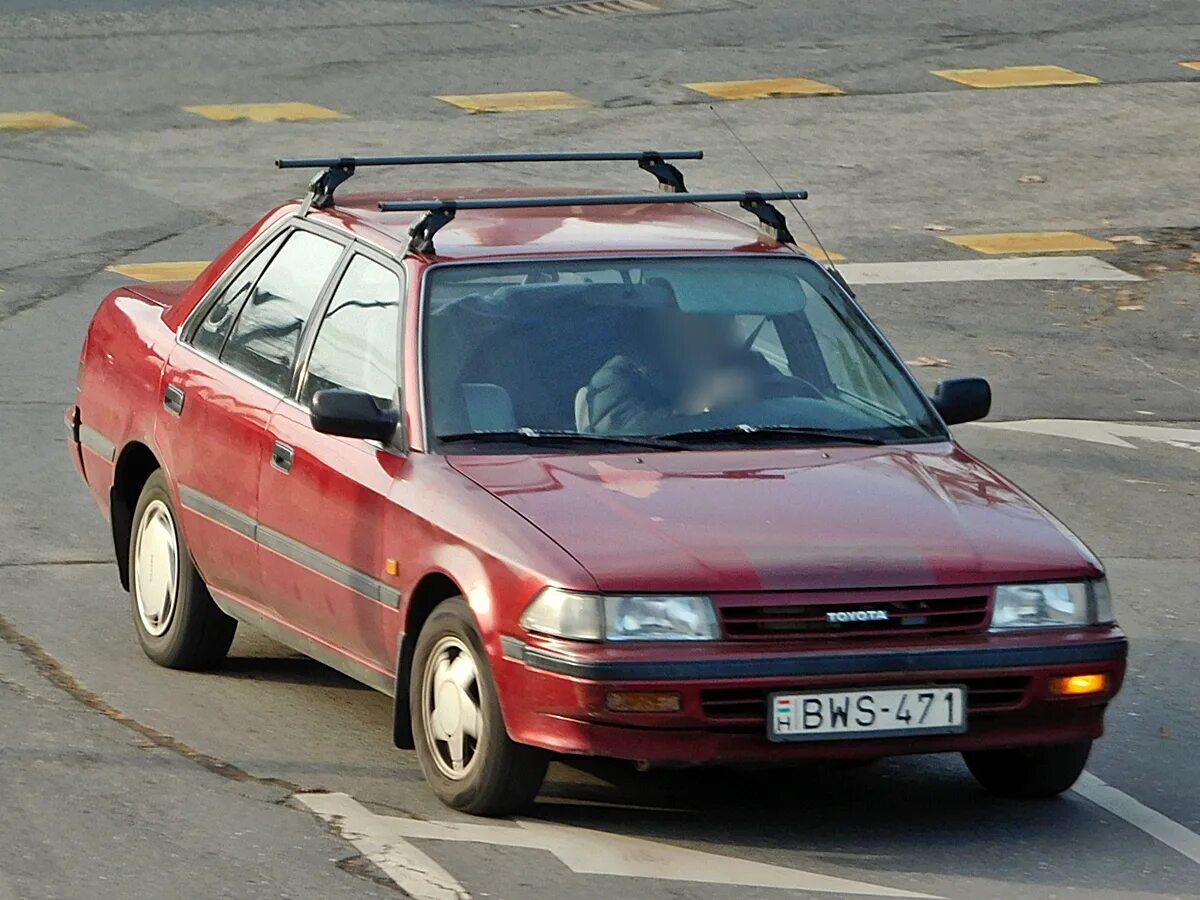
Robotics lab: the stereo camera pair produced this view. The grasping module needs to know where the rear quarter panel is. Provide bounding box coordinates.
[74,288,181,515]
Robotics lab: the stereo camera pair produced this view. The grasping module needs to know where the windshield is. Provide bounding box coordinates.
[423,256,944,449]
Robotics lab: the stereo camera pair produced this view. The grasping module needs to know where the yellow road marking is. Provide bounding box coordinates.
[107,261,210,282]
[182,102,346,123]
[795,242,846,261]
[436,91,591,113]
[943,231,1115,255]
[931,65,1101,89]
[684,77,844,100]
[1181,61,1200,71]
[0,111,83,130]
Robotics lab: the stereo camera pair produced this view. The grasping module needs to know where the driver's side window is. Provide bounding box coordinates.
[300,255,402,406]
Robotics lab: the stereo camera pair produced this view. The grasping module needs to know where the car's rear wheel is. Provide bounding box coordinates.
[129,470,236,669]
[963,741,1091,798]
[410,597,549,815]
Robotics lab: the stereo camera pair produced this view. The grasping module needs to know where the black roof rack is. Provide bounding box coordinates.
[378,189,808,255]
[276,150,704,210]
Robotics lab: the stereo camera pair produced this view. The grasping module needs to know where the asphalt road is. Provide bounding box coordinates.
[0,1,1197,898]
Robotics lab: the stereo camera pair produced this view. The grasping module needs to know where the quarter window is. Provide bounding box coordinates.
[191,232,286,358]
[221,230,343,394]
[301,255,402,405]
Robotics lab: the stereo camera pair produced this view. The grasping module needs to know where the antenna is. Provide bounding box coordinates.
[707,105,854,296]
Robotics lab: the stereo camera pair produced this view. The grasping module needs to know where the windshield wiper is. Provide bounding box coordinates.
[438,428,683,450]
[657,424,885,446]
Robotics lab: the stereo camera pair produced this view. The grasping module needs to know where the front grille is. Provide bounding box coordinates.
[719,590,991,641]
[700,677,1031,724]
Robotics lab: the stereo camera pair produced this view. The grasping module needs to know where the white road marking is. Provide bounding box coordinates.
[296,791,941,899]
[1074,772,1200,866]
[295,793,468,900]
[967,419,1200,453]
[839,256,1140,284]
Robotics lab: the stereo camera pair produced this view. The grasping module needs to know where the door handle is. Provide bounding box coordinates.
[163,384,185,416]
[271,441,294,473]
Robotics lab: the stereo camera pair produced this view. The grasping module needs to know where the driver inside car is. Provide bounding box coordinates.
[584,306,798,435]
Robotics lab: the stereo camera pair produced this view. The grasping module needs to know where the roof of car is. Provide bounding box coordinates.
[307,188,796,262]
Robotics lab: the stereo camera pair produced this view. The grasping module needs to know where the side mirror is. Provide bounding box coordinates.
[932,377,992,426]
[310,389,402,444]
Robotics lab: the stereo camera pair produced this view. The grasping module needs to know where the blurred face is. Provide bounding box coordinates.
[656,309,739,377]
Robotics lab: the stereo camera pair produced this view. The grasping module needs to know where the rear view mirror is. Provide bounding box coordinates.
[932,377,991,426]
[311,389,401,444]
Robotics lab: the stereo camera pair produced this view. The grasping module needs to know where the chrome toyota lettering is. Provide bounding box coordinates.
[826,609,890,623]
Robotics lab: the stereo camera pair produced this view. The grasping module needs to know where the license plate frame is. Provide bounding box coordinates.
[768,684,968,743]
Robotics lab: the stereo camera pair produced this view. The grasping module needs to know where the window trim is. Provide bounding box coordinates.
[417,253,950,454]
[179,218,352,401]
[181,217,296,344]
[189,230,291,362]
[292,244,407,411]
[216,223,352,398]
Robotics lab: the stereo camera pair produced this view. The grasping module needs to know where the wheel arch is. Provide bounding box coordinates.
[110,441,162,590]
[393,571,465,748]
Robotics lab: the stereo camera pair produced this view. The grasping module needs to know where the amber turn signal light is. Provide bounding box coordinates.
[1049,673,1109,696]
[605,691,682,713]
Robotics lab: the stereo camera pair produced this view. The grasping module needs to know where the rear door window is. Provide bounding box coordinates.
[220,230,344,394]
[191,232,287,358]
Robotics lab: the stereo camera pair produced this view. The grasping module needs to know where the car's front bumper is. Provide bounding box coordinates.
[497,629,1127,763]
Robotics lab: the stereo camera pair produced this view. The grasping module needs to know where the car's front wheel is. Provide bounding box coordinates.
[129,470,236,669]
[963,740,1091,798]
[410,598,549,815]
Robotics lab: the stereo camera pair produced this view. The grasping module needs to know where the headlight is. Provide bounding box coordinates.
[991,579,1114,630]
[520,588,720,642]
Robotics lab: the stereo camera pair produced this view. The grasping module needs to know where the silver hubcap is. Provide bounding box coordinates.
[133,499,179,637]
[421,635,483,780]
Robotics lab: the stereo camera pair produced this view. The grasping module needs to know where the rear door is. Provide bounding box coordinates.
[161,225,346,606]
[256,249,406,677]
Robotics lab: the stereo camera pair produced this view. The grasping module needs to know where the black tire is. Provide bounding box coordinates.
[410,597,549,815]
[128,470,236,670]
[963,741,1092,799]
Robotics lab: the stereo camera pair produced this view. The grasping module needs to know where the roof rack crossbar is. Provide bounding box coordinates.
[276,150,705,209]
[381,189,809,255]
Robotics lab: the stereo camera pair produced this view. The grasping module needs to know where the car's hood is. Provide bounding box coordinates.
[448,444,1102,593]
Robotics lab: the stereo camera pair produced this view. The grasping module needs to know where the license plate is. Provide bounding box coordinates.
[769,685,967,742]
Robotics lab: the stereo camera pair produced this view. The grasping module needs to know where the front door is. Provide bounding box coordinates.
[256,251,406,676]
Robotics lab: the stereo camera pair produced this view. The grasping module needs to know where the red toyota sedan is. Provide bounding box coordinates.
[68,152,1126,814]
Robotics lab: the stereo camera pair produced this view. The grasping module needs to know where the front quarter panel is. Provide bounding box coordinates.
[384,453,597,722]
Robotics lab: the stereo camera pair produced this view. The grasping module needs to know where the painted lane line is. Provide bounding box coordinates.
[294,793,468,900]
[942,231,1115,255]
[931,65,1101,89]
[839,256,1140,285]
[435,91,591,113]
[113,255,1134,286]
[182,102,346,123]
[967,419,1200,453]
[1074,772,1200,866]
[107,261,210,283]
[0,111,83,130]
[685,77,845,100]
[296,791,941,899]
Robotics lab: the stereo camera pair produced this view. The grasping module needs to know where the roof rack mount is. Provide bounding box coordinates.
[381,189,809,255]
[276,150,705,210]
